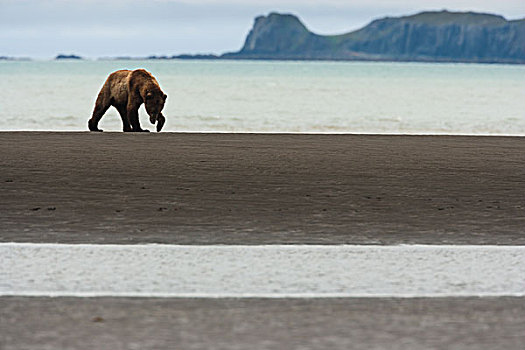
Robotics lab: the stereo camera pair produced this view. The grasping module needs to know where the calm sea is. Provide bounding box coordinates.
[0,60,523,134]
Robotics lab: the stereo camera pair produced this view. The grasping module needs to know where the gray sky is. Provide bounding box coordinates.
[1,0,525,58]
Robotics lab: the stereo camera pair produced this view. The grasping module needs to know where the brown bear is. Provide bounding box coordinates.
[88,69,167,132]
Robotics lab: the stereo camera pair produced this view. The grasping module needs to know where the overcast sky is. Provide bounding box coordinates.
[1,0,524,58]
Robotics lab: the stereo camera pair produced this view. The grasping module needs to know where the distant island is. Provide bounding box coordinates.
[55,54,83,60]
[221,11,525,64]
[0,56,31,61]
[97,54,219,61]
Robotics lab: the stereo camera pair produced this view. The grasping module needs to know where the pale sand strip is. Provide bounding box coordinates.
[2,244,524,297]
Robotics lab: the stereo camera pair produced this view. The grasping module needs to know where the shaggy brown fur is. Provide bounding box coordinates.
[88,69,167,132]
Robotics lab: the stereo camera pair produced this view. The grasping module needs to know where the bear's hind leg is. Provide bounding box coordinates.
[88,94,110,132]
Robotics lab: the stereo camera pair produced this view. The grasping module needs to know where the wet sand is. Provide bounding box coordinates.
[1,132,524,244]
[1,296,524,350]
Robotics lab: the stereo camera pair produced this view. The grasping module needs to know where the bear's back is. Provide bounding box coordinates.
[129,69,161,91]
[105,70,133,103]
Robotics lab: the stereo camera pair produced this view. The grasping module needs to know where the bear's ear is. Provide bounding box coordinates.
[163,94,167,101]
[146,92,153,100]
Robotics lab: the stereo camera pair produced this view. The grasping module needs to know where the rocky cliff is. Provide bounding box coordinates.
[223,11,525,63]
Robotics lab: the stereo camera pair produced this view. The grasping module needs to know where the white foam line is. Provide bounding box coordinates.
[1,292,524,299]
[1,244,524,298]
[2,242,524,249]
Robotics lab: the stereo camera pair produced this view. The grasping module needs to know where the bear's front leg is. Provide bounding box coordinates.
[127,103,149,132]
[115,105,132,132]
[156,113,166,132]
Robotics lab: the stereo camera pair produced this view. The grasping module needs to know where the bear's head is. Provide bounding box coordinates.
[145,90,167,125]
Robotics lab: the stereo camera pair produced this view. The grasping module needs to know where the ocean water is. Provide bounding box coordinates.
[0,60,523,134]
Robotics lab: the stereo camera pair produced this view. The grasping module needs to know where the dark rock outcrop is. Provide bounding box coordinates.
[55,54,83,60]
[223,11,525,63]
[172,54,220,60]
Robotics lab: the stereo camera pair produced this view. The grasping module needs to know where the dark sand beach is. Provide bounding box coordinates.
[0,132,524,244]
[2,297,524,350]
[1,132,525,349]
